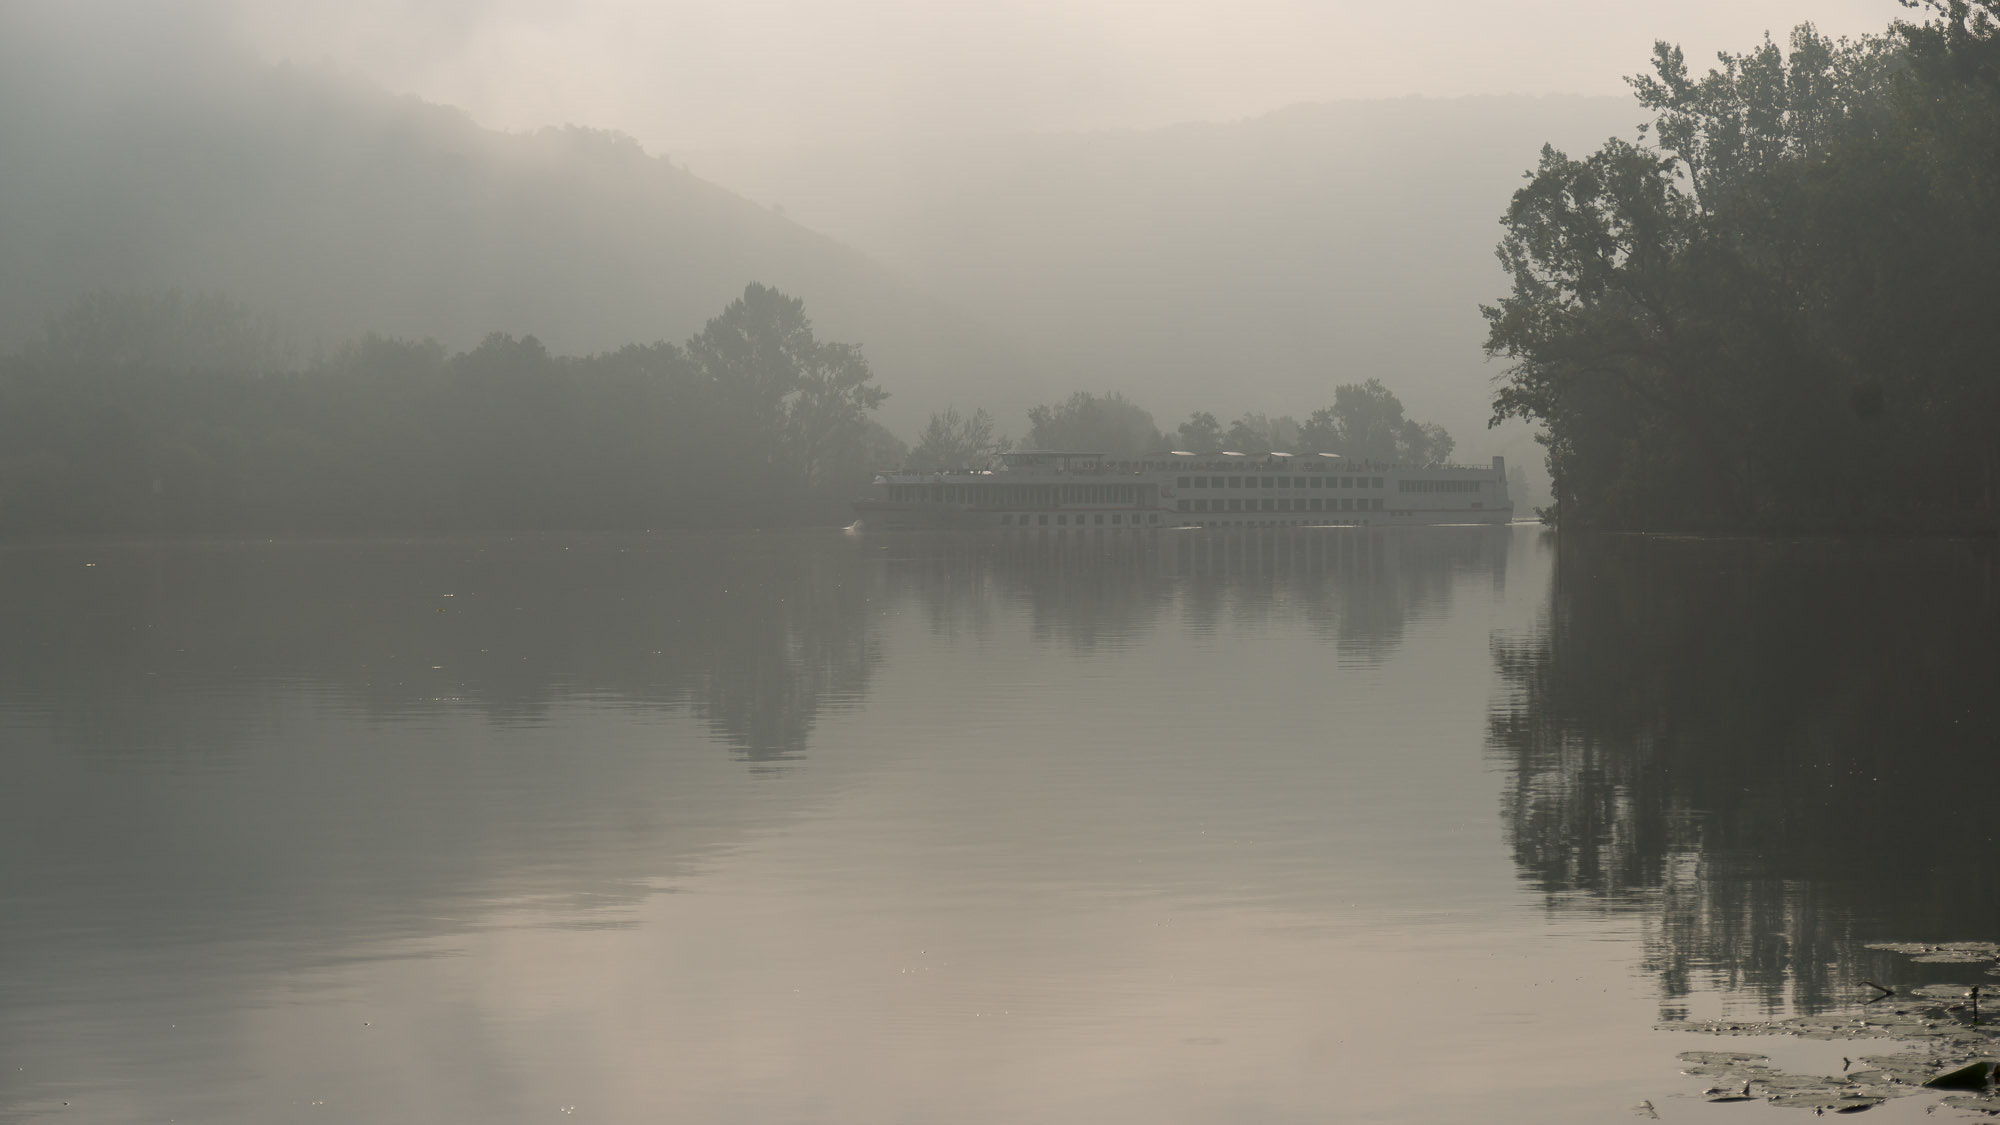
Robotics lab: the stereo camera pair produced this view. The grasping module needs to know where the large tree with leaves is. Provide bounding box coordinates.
[1296,379,1455,463]
[1486,3,2000,530]
[908,406,1009,470]
[688,283,888,500]
[1023,391,1162,454]
[0,283,891,533]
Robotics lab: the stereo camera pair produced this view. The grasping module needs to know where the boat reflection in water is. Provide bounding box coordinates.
[875,523,1510,660]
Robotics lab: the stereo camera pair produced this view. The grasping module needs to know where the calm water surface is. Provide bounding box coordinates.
[3,527,1995,1122]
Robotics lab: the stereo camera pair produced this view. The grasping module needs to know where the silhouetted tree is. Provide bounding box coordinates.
[0,284,889,533]
[1297,379,1455,462]
[1175,410,1224,451]
[1023,391,1162,453]
[907,406,1009,469]
[1225,413,1271,451]
[1486,10,2000,530]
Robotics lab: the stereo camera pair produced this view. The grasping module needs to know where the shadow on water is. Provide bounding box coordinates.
[1488,531,2000,1017]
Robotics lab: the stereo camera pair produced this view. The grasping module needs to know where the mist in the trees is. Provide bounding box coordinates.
[0,285,893,533]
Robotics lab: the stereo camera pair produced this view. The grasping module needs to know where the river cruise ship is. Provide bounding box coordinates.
[853,450,1514,530]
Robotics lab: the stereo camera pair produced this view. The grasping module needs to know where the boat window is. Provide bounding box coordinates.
[1228,477,1242,488]
[1177,476,1189,488]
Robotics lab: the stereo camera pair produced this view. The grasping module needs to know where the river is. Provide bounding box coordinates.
[3,526,1995,1122]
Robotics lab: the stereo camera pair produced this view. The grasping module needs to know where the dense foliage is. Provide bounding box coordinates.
[1486,2,2000,530]
[0,285,899,534]
[1172,380,1456,462]
[1023,391,1165,454]
[1006,382,1457,464]
[906,407,1010,470]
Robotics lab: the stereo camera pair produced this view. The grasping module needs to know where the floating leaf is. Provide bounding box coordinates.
[1865,942,2000,964]
[1666,941,2000,1112]
[1767,1092,1885,1111]
[1680,1050,1770,1066]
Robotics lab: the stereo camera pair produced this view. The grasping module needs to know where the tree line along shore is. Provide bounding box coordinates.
[0,286,1458,535]
[1485,3,2000,533]
[4,4,1993,537]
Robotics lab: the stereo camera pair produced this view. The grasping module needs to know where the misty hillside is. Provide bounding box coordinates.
[0,15,1048,430]
[687,96,1640,455]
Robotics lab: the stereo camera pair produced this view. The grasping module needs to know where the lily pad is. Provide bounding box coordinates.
[1766,1092,1885,1111]
[1667,940,2000,1112]
[1911,983,1985,1001]
[1680,1050,1771,1066]
[1865,942,2000,964]
[1938,1091,2000,1114]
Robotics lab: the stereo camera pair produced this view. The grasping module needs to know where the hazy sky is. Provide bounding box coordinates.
[218,0,1905,150]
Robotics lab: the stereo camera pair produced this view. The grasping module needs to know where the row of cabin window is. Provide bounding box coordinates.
[1165,462,1358,472]
[999,513,1163,526]
[887,484,1142,504]
[1395,479,1484,493]
[1178,498,1384,513]
[1177,475,1383,490]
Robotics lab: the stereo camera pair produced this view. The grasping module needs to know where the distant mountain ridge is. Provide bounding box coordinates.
[0,16,1048,430]
[1,3,1644,464]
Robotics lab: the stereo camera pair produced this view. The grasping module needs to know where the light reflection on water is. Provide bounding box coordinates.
[2,527,1990,1122]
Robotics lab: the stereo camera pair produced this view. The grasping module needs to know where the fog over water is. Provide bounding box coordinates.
[5,528,1995,1121]
[4,0,1996,1118]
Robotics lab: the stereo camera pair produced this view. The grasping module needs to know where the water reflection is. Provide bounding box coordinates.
[0,532,886,762]
[5,525,1566,1123]
[884,525,1509,657]
[1489,533,2000,1015]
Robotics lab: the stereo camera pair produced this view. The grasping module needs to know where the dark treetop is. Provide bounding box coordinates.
[1485,3,2000,532]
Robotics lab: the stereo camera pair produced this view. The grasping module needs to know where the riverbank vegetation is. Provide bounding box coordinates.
[1,279,1468,535]
[1486,2,2000,532]
[0,285,900,534]
[920,381,1459,465]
